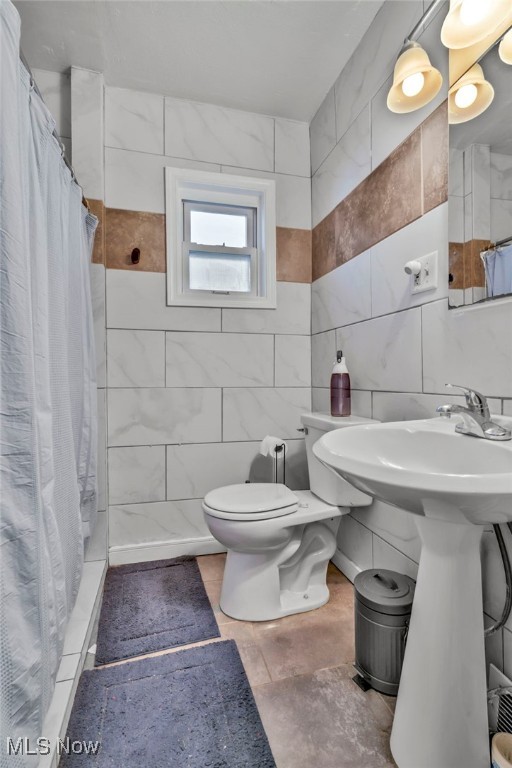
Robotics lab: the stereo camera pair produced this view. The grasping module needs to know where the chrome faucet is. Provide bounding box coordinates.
[436,384,511,441]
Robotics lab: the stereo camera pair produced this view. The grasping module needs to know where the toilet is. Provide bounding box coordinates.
[202,412,378,621]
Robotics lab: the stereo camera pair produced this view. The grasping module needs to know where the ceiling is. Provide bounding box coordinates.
[14,0,384,121]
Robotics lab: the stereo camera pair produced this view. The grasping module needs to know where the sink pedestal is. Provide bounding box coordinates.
[390,516,489,768]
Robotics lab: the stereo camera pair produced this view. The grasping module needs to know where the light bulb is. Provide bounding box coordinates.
[459,0,489,27]
[454,82,478,109]
[401,71,425,97]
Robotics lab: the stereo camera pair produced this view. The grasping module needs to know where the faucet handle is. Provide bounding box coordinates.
[445,384,490,417]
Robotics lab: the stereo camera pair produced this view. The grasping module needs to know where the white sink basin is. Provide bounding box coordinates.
[313,416,512,524]
[314,415,512,768]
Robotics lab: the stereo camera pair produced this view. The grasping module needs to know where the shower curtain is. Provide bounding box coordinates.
[0,2,98,764]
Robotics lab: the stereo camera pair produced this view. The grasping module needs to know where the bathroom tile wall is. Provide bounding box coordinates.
[310,0,512,678]
[102,85,312,564]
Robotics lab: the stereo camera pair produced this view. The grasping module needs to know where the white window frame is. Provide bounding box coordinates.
[165,167,276,308]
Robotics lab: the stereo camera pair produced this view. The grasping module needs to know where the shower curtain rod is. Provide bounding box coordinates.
[493,234,512,248]
[19,49,90,211]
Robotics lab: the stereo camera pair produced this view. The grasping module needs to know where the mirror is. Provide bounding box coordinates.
[448,35,512,308]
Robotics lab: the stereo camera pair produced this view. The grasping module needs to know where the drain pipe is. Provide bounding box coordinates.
[485,524,512,637]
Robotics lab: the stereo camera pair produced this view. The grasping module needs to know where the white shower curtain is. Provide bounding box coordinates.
[0,2,98,764]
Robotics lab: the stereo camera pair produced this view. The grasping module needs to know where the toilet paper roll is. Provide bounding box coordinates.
[259,435,288,459]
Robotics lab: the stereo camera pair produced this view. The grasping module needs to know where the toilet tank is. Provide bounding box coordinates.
[301,412,379,507]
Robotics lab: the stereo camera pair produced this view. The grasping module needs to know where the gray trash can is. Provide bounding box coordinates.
[354,568,415,696]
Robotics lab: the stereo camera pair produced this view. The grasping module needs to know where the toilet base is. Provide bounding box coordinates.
[219,512,340,622]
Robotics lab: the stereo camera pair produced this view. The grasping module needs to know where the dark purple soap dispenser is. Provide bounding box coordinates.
[330,349,351,417]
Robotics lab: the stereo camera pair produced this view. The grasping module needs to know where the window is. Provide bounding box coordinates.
[165,168,276,308]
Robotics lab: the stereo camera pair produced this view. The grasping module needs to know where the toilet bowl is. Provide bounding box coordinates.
[202,412,378,621]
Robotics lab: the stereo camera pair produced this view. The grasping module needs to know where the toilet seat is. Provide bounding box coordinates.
[203,483,299,521]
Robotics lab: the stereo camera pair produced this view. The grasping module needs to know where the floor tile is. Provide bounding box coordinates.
[253,665,396,768]
[254,618,355,681]
[237,644,272,687]
[196,552,226,581]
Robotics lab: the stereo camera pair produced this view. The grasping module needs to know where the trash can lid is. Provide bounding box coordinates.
[354,569,415,615]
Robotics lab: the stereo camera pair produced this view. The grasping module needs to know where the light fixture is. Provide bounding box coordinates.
[387,41,443,113]
[448,63,494,123]
[499,28,512,64]
[441,0,511,49]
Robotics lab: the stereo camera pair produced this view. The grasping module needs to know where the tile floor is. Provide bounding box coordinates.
[197,554,397,768]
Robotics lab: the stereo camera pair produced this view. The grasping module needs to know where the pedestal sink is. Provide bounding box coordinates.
[313,416,512,768]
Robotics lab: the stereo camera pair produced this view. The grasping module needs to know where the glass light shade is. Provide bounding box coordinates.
[448,64,494,123]
[402,72,425,97]
[387,43,443,114]
[499,28,512,64]
[454,82,478,108]
[441,0,511,49]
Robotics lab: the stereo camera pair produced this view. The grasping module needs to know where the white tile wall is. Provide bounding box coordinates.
[372,536,418,580]
[337,515,373,572]
[105,87,164,154]
[336,308,423,392]
[311,330,336,388]
[108,445,166,504]
[222,282,310,335]
[165,332,274,387]
[105,147,220,214]
[33,69,71,139]
[107,329,165,387]
[90,263,106,388]
[352,501,421,564]
[333,0,424,143]
[312,106,371,228]
[167,442,258,500]
[275,119,310,177]
[370,204,448,317]
[491,152,512,200]
[107,388,222,446]
[107,271,221,332]
[109,499,210,548]
[219,165,311,229]
[223,388,311,441]
[422,299,512,398]
[275,335,311,387]
[96,388,107,513]
[71,67,104,200]
[312,249,372,334]
[165,97,274,171]
[310,86,336,176]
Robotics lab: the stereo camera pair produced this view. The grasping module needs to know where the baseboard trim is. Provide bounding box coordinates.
[331,548,362,585]
[109,536,226,565]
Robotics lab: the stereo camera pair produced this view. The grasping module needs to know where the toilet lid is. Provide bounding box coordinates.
[204,483,298,515]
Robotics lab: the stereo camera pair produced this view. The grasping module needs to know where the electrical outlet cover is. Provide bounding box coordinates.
[411,250,438,295]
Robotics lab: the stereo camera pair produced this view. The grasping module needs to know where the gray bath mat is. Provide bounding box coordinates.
[61,640,276,768]
[95,556,220,665]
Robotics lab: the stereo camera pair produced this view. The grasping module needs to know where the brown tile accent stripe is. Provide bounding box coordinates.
[276,227,312,283]
[106,209,166,272]
[312,100,449,281]
[104,209,313,282]
[422,102,448,214]
[449,242,465,289]
[449,239,489,289]
[89,199,105,265]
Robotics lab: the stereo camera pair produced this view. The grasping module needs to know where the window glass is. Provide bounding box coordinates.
[188,251,251,293]
[190,210,248,248]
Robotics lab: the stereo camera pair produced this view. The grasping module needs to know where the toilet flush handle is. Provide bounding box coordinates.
[297,427,308,435]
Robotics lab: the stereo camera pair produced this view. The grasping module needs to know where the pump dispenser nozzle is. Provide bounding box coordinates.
[337,350,343,363]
